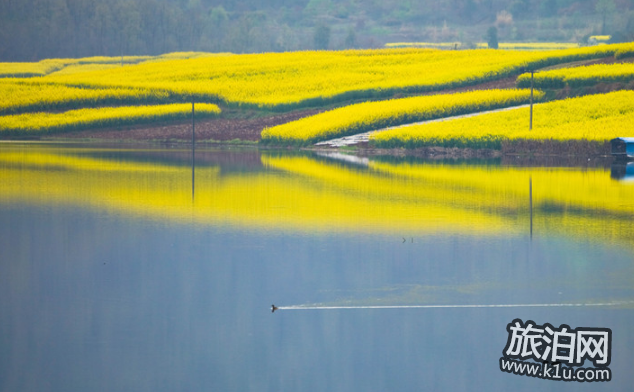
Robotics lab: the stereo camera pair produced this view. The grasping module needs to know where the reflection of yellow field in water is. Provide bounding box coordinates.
[367,160,634,244]
[1,147,634,244]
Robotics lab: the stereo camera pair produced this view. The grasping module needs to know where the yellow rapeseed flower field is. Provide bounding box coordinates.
[0,103,220,135]
[517,62,634,88]
[0,52,230,115]
[0,53,212,78]
[371,90,634,148]
[0,62,50,78]
[0,57,148,78]
[0,80,171,115]
[2,44,634,138]
[261,89,541,145]
[47,63,128,76]
[40,43,634,110]
[589,35,611,42]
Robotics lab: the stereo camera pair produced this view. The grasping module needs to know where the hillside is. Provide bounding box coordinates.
[2,0,634,61]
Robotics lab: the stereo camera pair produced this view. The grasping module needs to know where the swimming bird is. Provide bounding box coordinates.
[271,304,278,313]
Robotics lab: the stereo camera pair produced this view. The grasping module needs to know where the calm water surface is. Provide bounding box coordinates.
[1,143,633,391]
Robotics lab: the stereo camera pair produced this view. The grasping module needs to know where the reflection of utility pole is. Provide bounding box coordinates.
[192,144,195,202]
[529,71,534,130]
[529,176,533,239]
[192,99,195,202]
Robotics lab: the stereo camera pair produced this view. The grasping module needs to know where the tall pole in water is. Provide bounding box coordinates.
[529,71,534,131]
[192,99,195,201]
[529,176,533,239]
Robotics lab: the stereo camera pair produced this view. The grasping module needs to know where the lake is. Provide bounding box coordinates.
[1,143,633,391]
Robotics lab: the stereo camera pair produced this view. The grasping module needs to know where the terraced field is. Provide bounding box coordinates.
[2,43,634,145]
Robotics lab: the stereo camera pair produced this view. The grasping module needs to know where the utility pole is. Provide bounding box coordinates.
[191,99,195,201]
[192,99,195,145]
[529,70,534,130]
[529,176,533,239]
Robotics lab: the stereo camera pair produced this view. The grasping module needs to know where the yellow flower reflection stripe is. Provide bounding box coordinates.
[368,160,634,218]
[262,155,523,212]
[367,160,634,246]
[1,147,634,246]
[0,151,193,174]
[0,147,514,235]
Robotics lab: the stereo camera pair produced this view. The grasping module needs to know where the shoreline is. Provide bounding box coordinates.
[4,119,615,160]
[311,139,612,160]
[28,117,613,160]
[5,135,615,162]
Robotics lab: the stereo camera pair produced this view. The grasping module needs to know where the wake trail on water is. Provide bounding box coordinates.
[276,301,632,311]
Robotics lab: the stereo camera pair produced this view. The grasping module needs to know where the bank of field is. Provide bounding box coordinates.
[370,90,634,149]
[261,89,541,145]
[0,103,220,136]
[517,62,634,89]
[0,57,150,78]
[40,43,634,111]
[0,52,215,78]
[386,42,580,50]
[0,61,59,78]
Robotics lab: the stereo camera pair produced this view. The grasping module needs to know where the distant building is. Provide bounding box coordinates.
[610,137,634,159]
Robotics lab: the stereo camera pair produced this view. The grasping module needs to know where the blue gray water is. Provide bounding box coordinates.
[1,143,632,391]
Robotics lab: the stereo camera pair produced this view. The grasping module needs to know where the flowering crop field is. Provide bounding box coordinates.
[35,43,634,111]
[46,64,128,76]
[2,43,634,138]
[0,103,220,136]
[0,61,60,78]
[0,57,149,78]
[517,62,634,88]
[261,89,541,145]
[0,80,172,115]
[371,90,634,149]
[0,52,214,78]
[589,35,611,42]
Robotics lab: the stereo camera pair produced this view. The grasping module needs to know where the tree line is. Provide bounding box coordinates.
[1,0,632,61]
